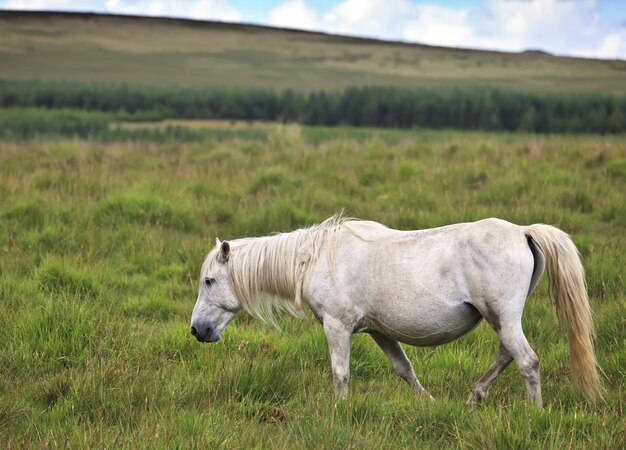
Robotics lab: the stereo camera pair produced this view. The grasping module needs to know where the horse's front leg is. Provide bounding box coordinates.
[323,315,352,399]
[370,331,435,401]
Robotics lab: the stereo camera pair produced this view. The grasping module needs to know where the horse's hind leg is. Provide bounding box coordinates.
[498,324,542,407]
[475,297,543,407]
[370,332,434,401]
[466,344,513,405]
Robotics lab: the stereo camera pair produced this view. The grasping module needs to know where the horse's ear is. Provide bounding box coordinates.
[218,240,230,263]
[215,237,222,247]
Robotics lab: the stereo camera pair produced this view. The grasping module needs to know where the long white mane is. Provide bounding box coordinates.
[203,214,349,326]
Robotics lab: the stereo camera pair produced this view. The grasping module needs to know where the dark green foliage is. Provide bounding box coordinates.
[2,202,47,229]
[94,194,196,231]
[606,159,626,180]
[122,296,179,322]
[0,107,110,139]
[37,262,100,300]
[248,166,289,194]
[2,80,626,134]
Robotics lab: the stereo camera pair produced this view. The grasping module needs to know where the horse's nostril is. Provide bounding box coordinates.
[190,326,198,337]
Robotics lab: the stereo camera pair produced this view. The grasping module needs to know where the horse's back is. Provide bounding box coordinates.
[337,217,531,278]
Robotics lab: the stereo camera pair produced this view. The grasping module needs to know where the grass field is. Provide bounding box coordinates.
[0,125,624,448]
[1,11,626,94]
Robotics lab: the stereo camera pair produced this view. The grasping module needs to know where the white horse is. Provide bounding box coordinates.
[190,215,602,407]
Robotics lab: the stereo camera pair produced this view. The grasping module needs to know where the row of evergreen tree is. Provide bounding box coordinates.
[1,80,624,133]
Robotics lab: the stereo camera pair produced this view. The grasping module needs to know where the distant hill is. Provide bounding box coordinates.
[1,10,625,94]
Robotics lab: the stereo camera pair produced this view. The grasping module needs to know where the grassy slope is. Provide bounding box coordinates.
[0,127,624,448]
[1,11,626,94]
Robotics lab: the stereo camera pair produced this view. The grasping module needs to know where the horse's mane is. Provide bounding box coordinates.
[203,213,350,326]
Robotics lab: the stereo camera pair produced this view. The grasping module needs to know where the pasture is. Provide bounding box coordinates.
[0,124,624,448]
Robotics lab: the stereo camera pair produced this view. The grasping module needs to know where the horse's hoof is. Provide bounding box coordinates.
[466,392,483,406]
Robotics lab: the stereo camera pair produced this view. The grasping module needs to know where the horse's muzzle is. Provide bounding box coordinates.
[190,325,220,343]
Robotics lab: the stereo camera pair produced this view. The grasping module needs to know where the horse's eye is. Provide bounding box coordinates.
[204,277,216,287]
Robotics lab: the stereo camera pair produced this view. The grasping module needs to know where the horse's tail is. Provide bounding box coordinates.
[525,224,603,400]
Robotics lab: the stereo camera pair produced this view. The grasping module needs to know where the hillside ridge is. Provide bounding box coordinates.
[1,10,624,93]
[2,9,620,61]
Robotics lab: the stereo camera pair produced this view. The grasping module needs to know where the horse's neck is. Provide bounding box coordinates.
[233,230,307,300]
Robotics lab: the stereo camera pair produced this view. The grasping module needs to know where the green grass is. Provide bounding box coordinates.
[0,127,625,448]
[1,11,626,94]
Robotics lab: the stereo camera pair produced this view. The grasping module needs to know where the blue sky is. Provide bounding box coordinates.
[2,1,625,59]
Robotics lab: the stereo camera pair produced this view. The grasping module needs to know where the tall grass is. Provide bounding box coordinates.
[0,127,624,448]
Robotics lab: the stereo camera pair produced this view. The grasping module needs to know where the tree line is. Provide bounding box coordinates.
[1,80,624,133]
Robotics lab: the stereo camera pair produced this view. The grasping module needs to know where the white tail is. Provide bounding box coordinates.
[525,224,603,400]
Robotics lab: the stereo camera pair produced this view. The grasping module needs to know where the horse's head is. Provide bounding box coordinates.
[190,239,241,343]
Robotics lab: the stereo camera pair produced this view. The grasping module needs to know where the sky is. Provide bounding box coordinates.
[2,0,626,59]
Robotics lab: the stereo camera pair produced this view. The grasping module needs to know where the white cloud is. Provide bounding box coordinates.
[581,29,626,59]
[268,0,413,37]
[3,0,82,9]
[474,0,601,52]
[105,0,241,22]
[402,5,474,48]
[268,0,318,30]
[2,0,242,21]
[322,0,413,36]
[267,0,626,59]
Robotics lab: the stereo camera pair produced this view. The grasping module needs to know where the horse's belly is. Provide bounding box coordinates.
[365,301,482,347]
